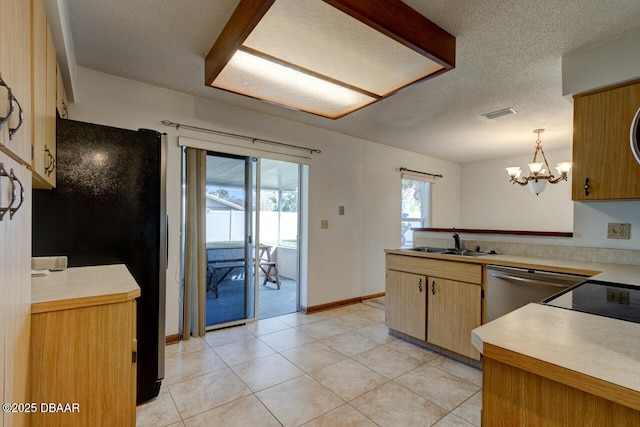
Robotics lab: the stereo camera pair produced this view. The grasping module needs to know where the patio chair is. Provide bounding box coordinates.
[259,246,281,289]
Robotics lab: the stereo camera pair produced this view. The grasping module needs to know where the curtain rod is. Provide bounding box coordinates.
[161,120,321,154]
[400,167,443,179]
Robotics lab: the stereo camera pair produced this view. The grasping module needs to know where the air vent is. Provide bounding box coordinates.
[482,108,518,120]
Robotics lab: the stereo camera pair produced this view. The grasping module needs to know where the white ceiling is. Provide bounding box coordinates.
[206,155,300,191]
[63,0,640,163]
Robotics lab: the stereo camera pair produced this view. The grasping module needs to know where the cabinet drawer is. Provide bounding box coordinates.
[386,254,482,284]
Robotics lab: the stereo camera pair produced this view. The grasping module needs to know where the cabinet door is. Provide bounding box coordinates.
[572,81,640,200]
[130,300,137,427]
[0,157,5,422]
[31,300,136,427]
[31,0,57,189]
[428,278,481,360]
[0,153,32,427]
[56,62,69,118]
[0,0,32,166]
[386,270,426,340]
[45,20,57,185]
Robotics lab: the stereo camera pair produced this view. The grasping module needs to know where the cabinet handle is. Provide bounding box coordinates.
[0,163,16,221]
[9,168,24,220]
[431,280,435,295]
[0,74,14,132]
[60,99,69,119]
[48,153,56,176]
[44,146,56,176]
[418,278,422,293]
[8,95,23,140]
[584,178,590,196]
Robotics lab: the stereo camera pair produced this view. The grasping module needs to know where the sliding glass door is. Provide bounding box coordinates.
[205,152,257,327]
[257,159,300,319]
[202,153,302,329]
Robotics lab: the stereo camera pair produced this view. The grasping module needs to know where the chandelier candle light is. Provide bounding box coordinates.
[506,129,572,195]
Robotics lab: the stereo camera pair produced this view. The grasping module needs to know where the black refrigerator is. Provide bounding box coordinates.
[32,118,167,404]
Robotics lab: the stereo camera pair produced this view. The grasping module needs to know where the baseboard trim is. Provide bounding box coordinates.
[165,334,180,345]
[302,292,385,314]
[167,293,387,341]
[362,292,385,301]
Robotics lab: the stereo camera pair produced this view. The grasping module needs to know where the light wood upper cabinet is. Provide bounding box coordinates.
[31,0,57,189]
[385,269,427,341]
[0,0,33,166]
[0,0,34,423]
[427,277,481,360]
[56,62,69,119]
[572,80,640,200]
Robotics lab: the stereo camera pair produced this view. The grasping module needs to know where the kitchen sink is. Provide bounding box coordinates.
[440,249,487,256]
[408,247,448,253]
[407,247,487,256]
[458,250,487,257]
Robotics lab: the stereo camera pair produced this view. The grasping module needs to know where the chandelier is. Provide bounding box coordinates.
[506,129,572,195]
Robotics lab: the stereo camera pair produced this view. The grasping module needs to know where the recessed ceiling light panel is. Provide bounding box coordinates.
[206,0,456,119]
[215,50,378,117]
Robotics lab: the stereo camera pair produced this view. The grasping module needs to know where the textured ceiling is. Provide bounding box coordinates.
[64,0,640,163]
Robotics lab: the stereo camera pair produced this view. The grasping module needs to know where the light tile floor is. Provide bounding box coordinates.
[137,300,482,427]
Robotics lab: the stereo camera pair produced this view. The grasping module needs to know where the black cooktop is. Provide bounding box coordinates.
[542,280,640,324]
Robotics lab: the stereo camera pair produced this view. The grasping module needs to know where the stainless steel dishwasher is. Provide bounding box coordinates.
[485,265,589,322]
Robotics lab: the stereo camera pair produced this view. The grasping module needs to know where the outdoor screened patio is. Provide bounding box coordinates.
[204,155,301,327]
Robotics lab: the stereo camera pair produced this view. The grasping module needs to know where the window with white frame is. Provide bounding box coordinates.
[401,173,432,246]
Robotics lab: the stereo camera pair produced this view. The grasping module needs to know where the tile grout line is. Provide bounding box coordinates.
[146,301,481,426]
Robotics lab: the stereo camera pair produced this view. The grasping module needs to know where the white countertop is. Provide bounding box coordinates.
[32,264,141,313]
[472,302,640,393]
[384,247,640,285]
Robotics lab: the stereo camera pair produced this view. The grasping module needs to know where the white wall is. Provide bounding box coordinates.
[573,201,640,250]
[359,142,460,297]
[456,151,640,250]
[461,149,574,232]
[67,67,460,335]
[562,28,640,97]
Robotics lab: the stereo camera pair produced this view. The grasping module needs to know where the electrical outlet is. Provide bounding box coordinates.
[321,219,329,229]
[607,223,631,239]
[339,206,345,215]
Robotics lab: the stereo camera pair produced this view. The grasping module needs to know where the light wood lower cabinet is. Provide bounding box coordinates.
[482,343,640,426]
[0,153,32,427]
[385,269,427,340]
[385,254,483,360]
[427,278,481,360]
[30,299,137,427]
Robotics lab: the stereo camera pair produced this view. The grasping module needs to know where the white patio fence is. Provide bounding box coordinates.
[206,210,297,244]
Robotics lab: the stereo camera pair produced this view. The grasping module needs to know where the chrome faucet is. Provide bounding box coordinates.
[452,230,461,251]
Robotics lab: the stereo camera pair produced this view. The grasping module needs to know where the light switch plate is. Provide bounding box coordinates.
[607,223,631,239]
